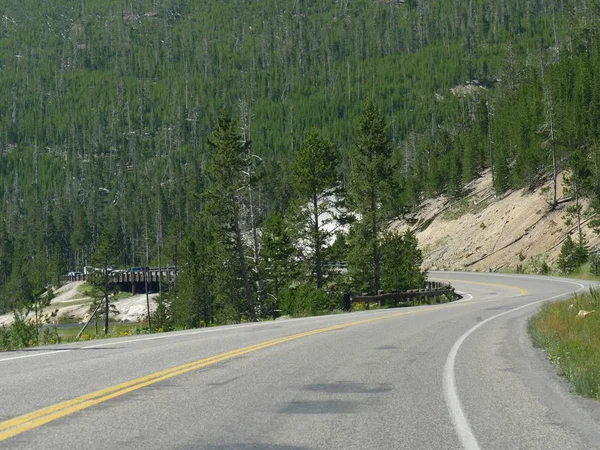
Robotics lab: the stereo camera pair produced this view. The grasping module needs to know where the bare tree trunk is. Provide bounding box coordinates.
[248,184,263,310]
[239,100,262,312]
[371,189,380,293]
[234,203,254,316]
[552,144,558,209]
[313,193,322,289]
[545,91,558,210]
[576,185,582,237]
[104,293,109,335]
[156,203,163,300]
[487,101,494,183]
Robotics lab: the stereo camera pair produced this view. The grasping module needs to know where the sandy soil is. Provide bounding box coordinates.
[0,281,159,327]
[393,170,599,272]
[51,281,87,303]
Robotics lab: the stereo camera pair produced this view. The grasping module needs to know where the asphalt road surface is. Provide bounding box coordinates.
[1,272,600,449]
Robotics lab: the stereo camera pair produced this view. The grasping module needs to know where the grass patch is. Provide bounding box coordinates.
[57,322,149,340]
[441,198,470,220]
[440,194,494,222]
[1,321,162,351]
[512,258,600,282]
[559,262,600,281]
[419,216,435,231]
[75,283,131,301]
[528,289,600,400]
[77,283,95,297]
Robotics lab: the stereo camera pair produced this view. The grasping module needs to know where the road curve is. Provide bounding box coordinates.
[1,273,600,449]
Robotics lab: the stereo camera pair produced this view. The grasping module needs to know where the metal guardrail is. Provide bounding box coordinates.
[347,281,456,310]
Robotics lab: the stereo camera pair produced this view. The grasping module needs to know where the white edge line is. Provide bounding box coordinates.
[80,322,265,348]
[454,292,474,303]
[0,350,71,363]
[0,322,273,361]
[0,306,412,359]
[443,278,586,450]
[81,309,404,349]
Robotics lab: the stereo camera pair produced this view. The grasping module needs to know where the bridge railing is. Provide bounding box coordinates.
[62,268,176,284]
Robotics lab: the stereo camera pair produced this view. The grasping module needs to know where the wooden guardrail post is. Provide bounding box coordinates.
[343,293,351,312]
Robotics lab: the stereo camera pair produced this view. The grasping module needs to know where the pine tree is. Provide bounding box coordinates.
[206,109,255,318]
[348,101,393,294]
[291,128,339,289]
[172,224,216,328]
[380,231,426,291]
[260,212,298,313]
[89,213,121,335]
[573,232,589,267]
[493,148,510,194]
[0,221,14,313]
[557,235,576,274]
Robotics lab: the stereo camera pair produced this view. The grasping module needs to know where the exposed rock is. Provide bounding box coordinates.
[392,170,599,272]
[576,310,596,319]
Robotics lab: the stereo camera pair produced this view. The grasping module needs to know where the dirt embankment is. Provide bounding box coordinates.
[0,281,158,327]
[393,170,599,272]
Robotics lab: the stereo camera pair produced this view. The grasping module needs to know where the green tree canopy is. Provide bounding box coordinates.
[291,128,339,288]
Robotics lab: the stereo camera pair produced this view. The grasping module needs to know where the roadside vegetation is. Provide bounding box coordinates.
[0,317,158,351]
[517,256,600,281]
[529,290,600,400]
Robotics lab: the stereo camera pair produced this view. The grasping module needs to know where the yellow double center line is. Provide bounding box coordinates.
[0,282,525,442]
[435,278,528,296]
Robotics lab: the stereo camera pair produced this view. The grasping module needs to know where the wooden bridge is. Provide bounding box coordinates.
[63,268,176,294]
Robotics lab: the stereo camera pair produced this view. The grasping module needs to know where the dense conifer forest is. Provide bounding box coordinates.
[1,0,599,326]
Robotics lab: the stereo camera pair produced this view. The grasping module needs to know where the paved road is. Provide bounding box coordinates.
[1,273,599,449]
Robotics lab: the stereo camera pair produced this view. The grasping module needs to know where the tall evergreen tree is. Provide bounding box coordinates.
[206,110,255,317]
[89,212,121,334]
[380,231,426,291]
[348,101,393,294]
[557,234,577,274]
[259,212,298,311]
[172,223,216,328]
[291,128,339,289]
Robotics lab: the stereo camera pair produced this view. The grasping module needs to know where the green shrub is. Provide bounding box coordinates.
[279,285,338,317]
[41,327,61,345]
[0,315,36,350]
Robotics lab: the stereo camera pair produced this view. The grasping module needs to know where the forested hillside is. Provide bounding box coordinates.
[1,0,599,325]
